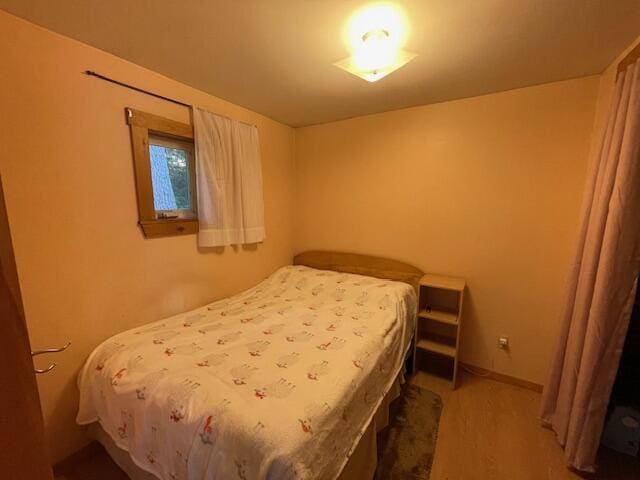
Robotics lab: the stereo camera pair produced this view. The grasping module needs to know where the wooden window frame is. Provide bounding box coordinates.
[126,108,199,238]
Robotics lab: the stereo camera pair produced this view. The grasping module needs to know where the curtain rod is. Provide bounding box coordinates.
[616,42,640,80]
[83,70,257,128]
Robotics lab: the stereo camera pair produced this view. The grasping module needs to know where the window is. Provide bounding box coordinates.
[148,135,196,220]
[126,108,198,238]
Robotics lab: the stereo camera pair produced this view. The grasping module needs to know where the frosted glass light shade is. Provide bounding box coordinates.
[334,49,417,82]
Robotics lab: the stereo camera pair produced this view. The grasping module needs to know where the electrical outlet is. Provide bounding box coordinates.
[498,335,509,349]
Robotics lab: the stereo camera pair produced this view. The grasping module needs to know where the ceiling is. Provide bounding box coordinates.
[1,0,639,127]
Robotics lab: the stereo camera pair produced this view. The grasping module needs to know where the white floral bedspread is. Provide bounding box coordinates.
[77,265,416,480]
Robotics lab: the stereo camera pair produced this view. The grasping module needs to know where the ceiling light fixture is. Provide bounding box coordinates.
[334,3,416,82]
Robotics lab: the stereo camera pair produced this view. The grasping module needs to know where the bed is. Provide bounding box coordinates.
[76,251,422,480]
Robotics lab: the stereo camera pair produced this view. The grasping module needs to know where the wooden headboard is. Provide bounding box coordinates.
[293,251,423,292]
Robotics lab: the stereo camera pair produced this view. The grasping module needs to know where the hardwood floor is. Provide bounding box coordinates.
[414,371,577,480]
[54,446,127,480]
[55,371,639,479]
[413,371,639,480]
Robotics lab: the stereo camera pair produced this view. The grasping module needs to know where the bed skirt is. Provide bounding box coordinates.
[88,372,404,480]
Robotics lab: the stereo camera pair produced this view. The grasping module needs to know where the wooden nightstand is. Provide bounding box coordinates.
[414,273,466,389]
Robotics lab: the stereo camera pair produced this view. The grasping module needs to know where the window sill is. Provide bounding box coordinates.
[139,219,198,238]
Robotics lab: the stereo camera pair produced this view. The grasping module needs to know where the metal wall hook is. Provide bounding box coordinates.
[31,342,70,375]
[35,363,57,375]
[31,341,71,357]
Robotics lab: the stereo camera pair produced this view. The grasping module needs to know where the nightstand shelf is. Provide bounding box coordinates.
[420,273,466,292]
[418,308,458,325]
[416,337,456,358]
[414,273,466,389]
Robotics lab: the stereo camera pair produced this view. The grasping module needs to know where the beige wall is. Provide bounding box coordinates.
[295,76,600,385]
[0,11,295,462]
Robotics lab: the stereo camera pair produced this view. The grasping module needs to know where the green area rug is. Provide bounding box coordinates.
[375,384,443,480]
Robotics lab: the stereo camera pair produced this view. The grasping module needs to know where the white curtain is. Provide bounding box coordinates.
[540,61,640,472]
[193,107,265,247]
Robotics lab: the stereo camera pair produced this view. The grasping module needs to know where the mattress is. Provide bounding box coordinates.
[77,265,416,480]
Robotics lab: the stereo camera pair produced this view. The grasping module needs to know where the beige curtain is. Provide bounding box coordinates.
[193,107,265,247]
[540,61,640,472]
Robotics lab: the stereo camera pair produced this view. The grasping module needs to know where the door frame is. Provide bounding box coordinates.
[0,174,53,479]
